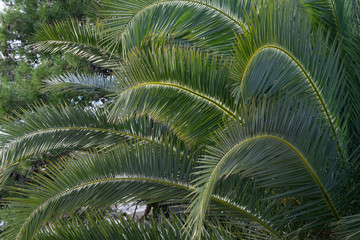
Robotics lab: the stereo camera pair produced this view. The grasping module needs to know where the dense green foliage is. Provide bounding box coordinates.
[0,0,99,215]
[0,0,95,115]
[0,0,360,239]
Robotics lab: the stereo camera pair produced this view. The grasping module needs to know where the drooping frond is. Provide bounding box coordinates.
[301,0,352,38]
[1,141,194,240]
[110,46,237,145]
[41,72,119,96]
[343,22,360,151]
[298,1,360,154]
[2,140,283,239]
[0,104,181,186]
[32,19,122,69]
[2,1,357,239]
[187,95,348,239]
[94,0,261,56]
[231,1,348,155]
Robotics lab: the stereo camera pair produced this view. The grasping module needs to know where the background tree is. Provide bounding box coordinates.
[0,0,102,215]
[0,0,96,115]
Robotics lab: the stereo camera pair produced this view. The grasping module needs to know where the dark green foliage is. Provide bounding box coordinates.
[0,0,359,239]
[0,0,95,115]
[0,0,97,225]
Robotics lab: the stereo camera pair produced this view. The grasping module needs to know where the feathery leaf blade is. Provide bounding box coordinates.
[42,72,119,96]
[0,105,181,186]
[187,95,345,239]
[110,46,237,145]
[32,19,121,69]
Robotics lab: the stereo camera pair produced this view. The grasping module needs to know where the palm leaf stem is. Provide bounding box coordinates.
[0,127,161,179]
[119,82,239,120]
[329,0,341,35]
[40,39,122,60]
[108,0,246,39]
[240,45,329,123]
[205,135,340,223]
[0,127,158,155]
[239,44,341,155]
[15,176,282,240]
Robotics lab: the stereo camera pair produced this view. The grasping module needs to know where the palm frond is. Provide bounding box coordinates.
[32,19,121,69]
[34,211,239,240]
[41,72,119,96]
[299,1,360,154]
[1,141,194,239]
[343,22,360,151]
[231,1,348,155]
[187,95,348,239]
[301,0,351,38]
[2,140,285,239]
[3,1,357,239]
[94,0,261,56]
[0,104,180,186]
[110,46,237,145]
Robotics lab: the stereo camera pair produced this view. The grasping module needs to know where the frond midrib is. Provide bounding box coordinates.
[119,82,239,120]
[0,126,157,154]
[114,0,246,42]
[36,39,122,61]
[209,134,340,221]
[329,0,341,34]
[15,176,282,239]
[239,45,339,149]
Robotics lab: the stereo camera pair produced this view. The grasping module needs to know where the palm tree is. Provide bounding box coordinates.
[1,0,359,239]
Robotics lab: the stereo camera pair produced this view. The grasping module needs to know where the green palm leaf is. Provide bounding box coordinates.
[1,0,357,239]
[2,141,194,239]
[2,141,283,239]
[110,46,237,145]
[231,1,348,155]
[94,0,260,56]
[0,105,180,186]
[301,0,351,38]
[343,22,360,151]
[187,96,348,239]
[32,19,122,69]
[42,72,119,96]
[299,0,359,154]
[335,213,360,239]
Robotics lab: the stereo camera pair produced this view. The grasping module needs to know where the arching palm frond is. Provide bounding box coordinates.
[231,2,348,155]
[301,0,351,38]
[299,0,360,154]
[0,105,182,186]
[35,212,186,240]
[1,0,358,239]
[42,73,119,96]
[1,140,194,240]
[94,0,261,56]
[187,96,349,239]
[33,0,259,62]
[343,22,360,152]
[2,140,284,240]
[110,46,237,145]
[32,19,122,69]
